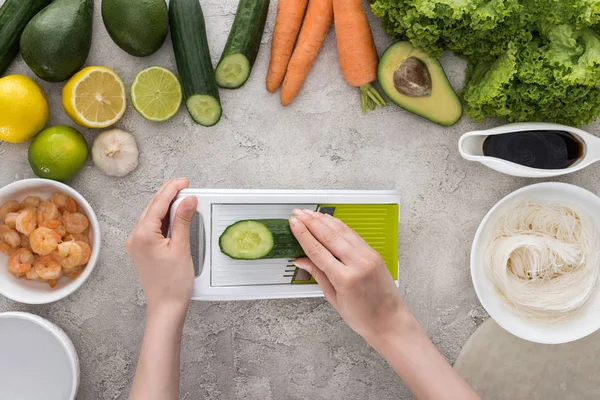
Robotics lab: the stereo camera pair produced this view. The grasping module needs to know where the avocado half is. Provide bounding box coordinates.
[378,42,462,126]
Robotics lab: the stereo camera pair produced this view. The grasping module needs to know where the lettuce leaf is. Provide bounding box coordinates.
[373,0,600,126]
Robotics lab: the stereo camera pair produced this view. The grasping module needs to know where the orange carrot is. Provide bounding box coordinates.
[333,0,386,112]
[266,0,309,93]
[280,0,334,106]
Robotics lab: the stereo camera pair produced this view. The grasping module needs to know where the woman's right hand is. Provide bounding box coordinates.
[289,209,410,344]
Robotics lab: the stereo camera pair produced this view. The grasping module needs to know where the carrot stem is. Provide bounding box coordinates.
[360,83,387,113]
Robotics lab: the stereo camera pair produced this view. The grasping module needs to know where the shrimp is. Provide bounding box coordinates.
[40,220,66,238]
[51,193,78,213]
[55,241,82,270]
[8,248,34,277]
[15,208,37,235]
[64,233,90,245]
[64,265,83,279]
[25,265,41,280]
[37,201,60,225]
[0,200,20,222]
[0,243,15,256]
[20,233,32,251]
[63,212,89,234]
[0,225,21,248]
[75,241,91,265]
[21,196,41,209]
[4,212,19,229]
[29,227,61,256]
[34,255,63,281]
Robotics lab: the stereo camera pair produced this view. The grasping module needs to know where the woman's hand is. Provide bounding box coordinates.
[126,178,198,317]
[289,209,409,344]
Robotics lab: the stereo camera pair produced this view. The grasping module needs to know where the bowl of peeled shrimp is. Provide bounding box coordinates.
[0,179,100,304]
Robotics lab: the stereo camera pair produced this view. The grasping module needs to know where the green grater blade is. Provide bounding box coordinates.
[291,203,399,283]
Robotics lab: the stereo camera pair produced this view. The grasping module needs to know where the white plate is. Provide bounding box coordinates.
[471,182,600,344]
[0,312,79,399]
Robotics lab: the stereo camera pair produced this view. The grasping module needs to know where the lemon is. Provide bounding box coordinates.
[0,75,49,143]
[62,66,126,128]
[28,126,89,182]
[131,66,182,122]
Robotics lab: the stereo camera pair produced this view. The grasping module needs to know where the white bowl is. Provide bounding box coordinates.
[471,182,600,344]
[0,312,79,399]
[0,179,101,304]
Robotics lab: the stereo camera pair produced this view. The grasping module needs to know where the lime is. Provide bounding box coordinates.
[0,75,49,143]
[130,66,182,122]
[28,126,89,182]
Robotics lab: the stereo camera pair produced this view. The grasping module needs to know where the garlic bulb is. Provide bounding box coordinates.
[92,129,139,177]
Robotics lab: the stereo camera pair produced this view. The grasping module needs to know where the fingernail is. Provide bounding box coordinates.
[293,260,307,270]
[324,213,333,218]
[303,209,314,214]
[289,217,300,225]
[181,197,197,214]
[292,209,304,216]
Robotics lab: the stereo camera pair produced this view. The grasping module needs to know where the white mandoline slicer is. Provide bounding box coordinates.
[170,189,400,301]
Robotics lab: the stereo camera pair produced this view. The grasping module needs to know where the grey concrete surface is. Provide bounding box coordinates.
[2,1,600,399]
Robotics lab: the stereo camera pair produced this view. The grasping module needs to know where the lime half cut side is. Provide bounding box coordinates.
[131,66,183,122]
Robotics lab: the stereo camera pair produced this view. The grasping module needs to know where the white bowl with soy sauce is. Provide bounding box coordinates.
[458,122,600,178]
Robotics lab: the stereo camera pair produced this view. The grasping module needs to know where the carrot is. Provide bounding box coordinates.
[333,0,386,112]
[266,0,309,93]
[280,0,334,106]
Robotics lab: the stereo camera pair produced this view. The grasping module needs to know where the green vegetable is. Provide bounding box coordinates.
[170,0,222,126]
[102,0,169,57]
[379,41,462,126]
[0,0,52,76]
[20,0,93,82]
[372,0,600,126]
[219,220,305,260]
[215,0,270,89]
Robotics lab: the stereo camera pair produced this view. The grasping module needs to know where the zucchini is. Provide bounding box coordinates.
[0,0,52,76]
[215,0,270,89]
[169,0,222,126]
[219,219,306,260]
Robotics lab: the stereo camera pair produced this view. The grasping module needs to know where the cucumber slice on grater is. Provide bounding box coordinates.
[219,219,305,260]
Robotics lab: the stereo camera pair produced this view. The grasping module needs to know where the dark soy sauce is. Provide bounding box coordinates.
[482,130,584,170]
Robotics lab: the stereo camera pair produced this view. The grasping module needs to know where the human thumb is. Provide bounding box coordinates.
[171,196,198,246]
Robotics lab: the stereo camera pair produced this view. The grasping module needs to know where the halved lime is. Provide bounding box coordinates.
[131,67,183,122]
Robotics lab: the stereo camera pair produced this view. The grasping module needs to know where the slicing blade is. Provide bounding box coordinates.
[211,204,317,287]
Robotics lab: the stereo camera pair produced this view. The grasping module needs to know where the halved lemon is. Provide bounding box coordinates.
[131,66,182,122]
[62,66,126,129]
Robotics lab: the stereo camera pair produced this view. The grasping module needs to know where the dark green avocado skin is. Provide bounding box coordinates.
[20,0,93,82]
[101,0,169,57]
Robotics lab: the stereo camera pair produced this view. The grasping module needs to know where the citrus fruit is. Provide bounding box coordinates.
[0,75,49,143]
[130,66,182,122]
[28,126,89,182]
[62,66,126,128]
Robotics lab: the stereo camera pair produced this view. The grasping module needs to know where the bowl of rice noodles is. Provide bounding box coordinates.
[471,182,600,344]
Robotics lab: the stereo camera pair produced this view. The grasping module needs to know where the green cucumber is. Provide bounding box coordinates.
[169,0,222,126]
[219,219,306,260]
[215,0,270,89]
[0,0,52,76]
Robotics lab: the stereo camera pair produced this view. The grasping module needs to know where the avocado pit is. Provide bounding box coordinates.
[393,57,432,97]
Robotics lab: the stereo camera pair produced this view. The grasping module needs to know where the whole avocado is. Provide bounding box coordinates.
[20,0,93,82]
[102,0,169,57]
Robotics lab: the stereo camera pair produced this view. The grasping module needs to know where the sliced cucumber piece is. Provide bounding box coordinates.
[219,219,306,260]
[187,95,222,127]
[220,220,274,260]
[215,54,251,88]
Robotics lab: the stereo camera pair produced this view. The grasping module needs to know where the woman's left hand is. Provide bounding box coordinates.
[126,178,198,317]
